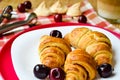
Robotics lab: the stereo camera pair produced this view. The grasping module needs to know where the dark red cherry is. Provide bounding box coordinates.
[78,15,87,23]
[54,14,62,22]
[50,30,62,38]
[24,1,32,9]
[17,3,26,12]
[49,68,65,80]
[33,64,51,79]
[97,63,113,78]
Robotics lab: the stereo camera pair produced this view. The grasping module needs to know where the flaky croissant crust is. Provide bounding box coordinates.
[64,27,113,66]
[39,35,71,55]
[64,49,97,80]
[38,35,71,68]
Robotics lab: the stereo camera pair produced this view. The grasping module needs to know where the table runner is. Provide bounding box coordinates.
[0,0,120,79]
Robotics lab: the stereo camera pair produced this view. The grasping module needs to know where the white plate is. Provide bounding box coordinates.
[11,25,120,80]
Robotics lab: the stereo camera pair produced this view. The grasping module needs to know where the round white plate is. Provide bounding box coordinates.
[11,25,120,80]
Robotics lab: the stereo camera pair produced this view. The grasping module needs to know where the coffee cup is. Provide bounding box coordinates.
[89,0,120,23]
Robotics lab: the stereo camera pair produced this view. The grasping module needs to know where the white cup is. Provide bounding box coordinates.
[97,0,120,23]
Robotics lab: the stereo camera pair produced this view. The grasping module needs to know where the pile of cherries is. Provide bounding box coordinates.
[17,1,32,12]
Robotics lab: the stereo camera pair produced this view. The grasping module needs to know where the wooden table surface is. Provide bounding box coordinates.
[0,0,120,29]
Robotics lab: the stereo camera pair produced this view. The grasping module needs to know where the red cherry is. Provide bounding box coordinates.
[97,63,113,78]
[54,14,62,22]
[17,3,26,12]
[78,15,87,23]
[33,64,51,79]
[49,68,65,80]
[50,30,62,38]
[24,1,32,9]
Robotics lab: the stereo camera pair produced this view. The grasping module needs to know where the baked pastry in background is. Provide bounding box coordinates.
[66,2,82,17]
[34,0,83,16]
[64,49,97,80]
[34,1,51,16]
[50,0,68,14]
[64,27,113,66]
[38,35,71,68]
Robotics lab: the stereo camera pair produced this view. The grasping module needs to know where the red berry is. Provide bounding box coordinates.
[24,1,32,9]
[50,30,62,38]
[17,3,26,12]
[97,63,113,78]
[49,68,65,80]
[78,15,87,23]
[33,64,50,79]
[54,14,62,22]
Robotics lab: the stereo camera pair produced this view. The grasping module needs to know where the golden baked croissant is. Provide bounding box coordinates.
[64,49,97,80]
[38,35,71,68]
[64,27,113,66]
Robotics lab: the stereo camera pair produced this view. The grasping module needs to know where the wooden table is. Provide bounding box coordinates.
[0,0,120,29]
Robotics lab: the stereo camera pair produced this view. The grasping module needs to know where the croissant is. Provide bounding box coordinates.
[64,27,113,66]
[64,49,97,80]
[38,35,71,68]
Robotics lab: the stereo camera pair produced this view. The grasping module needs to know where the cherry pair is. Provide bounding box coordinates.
[17,1,32,12]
